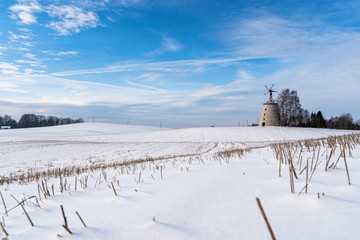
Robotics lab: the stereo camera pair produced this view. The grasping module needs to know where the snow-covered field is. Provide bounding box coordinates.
[0,123,359,239]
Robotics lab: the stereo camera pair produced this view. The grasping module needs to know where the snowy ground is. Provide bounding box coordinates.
[0,123,359,239]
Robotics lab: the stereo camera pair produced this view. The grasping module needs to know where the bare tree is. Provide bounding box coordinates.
[277,89,305,126]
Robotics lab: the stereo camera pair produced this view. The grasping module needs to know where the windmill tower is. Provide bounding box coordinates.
[260,84,280,126]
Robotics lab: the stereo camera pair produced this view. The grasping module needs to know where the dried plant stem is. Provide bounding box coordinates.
[299,165,307,175]
[0,222,8,237]
[325,148,334,171]
[11,195,34,227]
[256,198,276,240]
[0,191,8,217]
[60,205,71,234]
[111,182,117,196]
[138,171,142,183]
[333,145,345,169]
[278,153,282,177]
[63,224,72,234]
[297,183,308,196]
[306,158,309,193]
[343,150,351,185]
[76,211,87,228]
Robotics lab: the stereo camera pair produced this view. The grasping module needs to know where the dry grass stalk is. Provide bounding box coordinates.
[111,182,117,196]
[299,165,307,175]
[256,198,276,240]
[11,194,34,227]
[343,149,351,185]
[306,158,309,193]
[278,155,282,178]
[37,184,41,200]
[60,205,72,234]
[325,148,335,171]
[0,191,8,217]
[333,144,345,169]
[0,222,8,237]
[138,171,142,184]
[76,211,87,228]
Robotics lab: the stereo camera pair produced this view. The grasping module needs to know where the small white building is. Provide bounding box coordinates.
[0,126,11,130]
[260,85,280,127]
[260,101,280,126]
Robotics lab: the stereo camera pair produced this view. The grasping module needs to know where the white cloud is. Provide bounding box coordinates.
[114,0,143,7]
[49,57,247,77]
[41,50,79,56]
[0,82,27,93]
[15,59,46,68]
[161,37,182,52]
[136,72,163,82]
[23,53,37,59]
[147,36,183,56]
[0,46,7,55]
[0,62,19,75]
[17,47,31,51]
[9,0,42,25]
[9,31,35,40]
[226,15,360,62]
[45,5,100,36]
[0,62,18,71]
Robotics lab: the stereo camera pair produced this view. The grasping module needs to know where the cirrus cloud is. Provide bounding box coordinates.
[45,5,100,36]
[9,0,42,25]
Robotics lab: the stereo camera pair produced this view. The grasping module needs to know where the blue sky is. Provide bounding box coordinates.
[0,0,360,127]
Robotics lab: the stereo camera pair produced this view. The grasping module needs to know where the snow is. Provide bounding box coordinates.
[0,123,359,239]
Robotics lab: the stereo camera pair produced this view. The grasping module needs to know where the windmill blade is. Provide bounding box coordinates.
[265,85,270,90]
[270,83,274,89]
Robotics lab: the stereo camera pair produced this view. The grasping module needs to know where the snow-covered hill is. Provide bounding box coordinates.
[0,123,359,239]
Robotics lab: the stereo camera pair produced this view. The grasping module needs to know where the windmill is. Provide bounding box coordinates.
[259,84,280,126]
[264,84,277,102]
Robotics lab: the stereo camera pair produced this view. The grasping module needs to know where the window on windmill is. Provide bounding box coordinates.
[264,113,266,116]
[263,118,265,121]
[265,108,267,111]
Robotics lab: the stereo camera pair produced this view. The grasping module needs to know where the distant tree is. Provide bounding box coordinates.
[18,114,40,128]
[3,115,17,128]
[74,118,84,123]
[302,109,310,127]
[1,113,84,129]
[356,119,360,130]
[277,89,305,126]
[338,113,354,129]
[326,116,338,129]
[326,114,360,130]
[38,115,47,127]
[310,111,326,128]
[46,116,58,126]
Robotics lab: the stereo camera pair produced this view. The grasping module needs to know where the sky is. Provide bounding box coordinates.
[0,0,360,128]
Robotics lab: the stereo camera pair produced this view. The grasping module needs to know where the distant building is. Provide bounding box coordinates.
[0,126,11,130]
[260,85,280,127]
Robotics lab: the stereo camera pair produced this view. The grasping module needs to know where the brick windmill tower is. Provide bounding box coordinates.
[260,84,280,126]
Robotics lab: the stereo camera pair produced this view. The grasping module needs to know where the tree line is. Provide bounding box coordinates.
[277,89,360,130]
[0,114,84,129]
